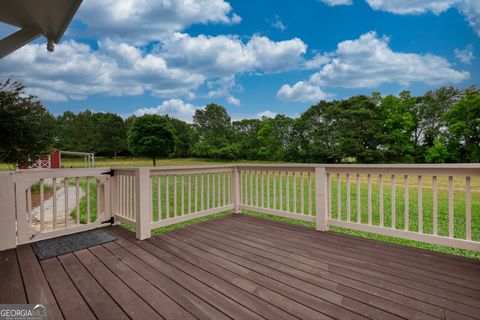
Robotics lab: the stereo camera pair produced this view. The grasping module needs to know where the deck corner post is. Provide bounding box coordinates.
[315,166,329,232]
[135,167,151,240]
[232,166,241,214]
[0,172,17,250]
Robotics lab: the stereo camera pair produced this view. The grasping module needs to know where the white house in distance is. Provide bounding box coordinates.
[0,0,82,58]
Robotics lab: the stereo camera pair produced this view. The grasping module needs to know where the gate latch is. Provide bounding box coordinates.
[102,170,115,176]
[101,217,115,225]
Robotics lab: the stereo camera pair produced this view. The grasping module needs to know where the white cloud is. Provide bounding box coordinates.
[455,45,474,64]
[227,96,241,106]
[134,99,201,122]
[320,0,353,6]
[365,0,456,14]
[76,0,241,44]
[278,32,469,102]
[304,53,331,69]
[457,1,480,36]
[0,31,308,102]
[269,15,287,31]
[0,40,204,101]
[162,33,307,76]
[277,81,329,102]
[257,110,278,118]
[365,0,480,36]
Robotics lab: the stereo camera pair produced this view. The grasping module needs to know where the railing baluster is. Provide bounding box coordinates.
[129,176,133,219]
[368,174,372,225]
[466,176,471,241]
[123,176,127,217]
[391,175,395,229]
[96,179,100,223]
[280,172,283,211]
[218,173,221,207]
[250,171,253,207]
[166,176,170,218]
[418,176,422,233]
[52,177,57,227]
[267,172,271,209]
[273,172,277,210]
[40,178,45,229]
[27,186,32,225]
[201,174,204,210]
[85,177,90,225]
[327,173,331,218]
[239,171,243,205]
[433,176,438,236]
[181,175,185,215]
[223,173,226,206]
[255,172,258,207]
[337,173,341,220]
[356,174,361,223]
[308,172,312,216]
[301,172,305,215]
[174,175,178,216]
[261,172,264,207]
[212,173,216,208]
[286,172,290,212]
[346,173,351,221]
[449,176,454,238]
[188,175,192,214]
[75,177,80,224]
[195,175,198,212]
[293,172,297,212]
[157,176,162,220]
[404,175,409,231]
[206,174,210,209]
[65,178,69,227]
[227,172,231,204]
[379,174,383,227]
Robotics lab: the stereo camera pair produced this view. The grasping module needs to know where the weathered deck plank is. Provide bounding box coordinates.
[1,214,479,320]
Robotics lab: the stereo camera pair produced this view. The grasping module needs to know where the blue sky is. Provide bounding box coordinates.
[0,0,479,121]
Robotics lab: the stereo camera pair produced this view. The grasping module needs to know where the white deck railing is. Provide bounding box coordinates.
[0,164,478,252]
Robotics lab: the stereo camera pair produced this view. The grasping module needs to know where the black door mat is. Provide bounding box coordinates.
[33,229,117,260]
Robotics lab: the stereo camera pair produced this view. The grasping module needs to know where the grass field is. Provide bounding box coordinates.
[0,157,281,171]
[9,157,479,259]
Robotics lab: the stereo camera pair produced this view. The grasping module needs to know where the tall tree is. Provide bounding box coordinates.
[0,80,55,166]
[443,88,480,162]
[193,104,235,159]
[167,116,197,158]
[233,119,262,160]
[293,100,343,163]
[379,92,416,162]
[257,115,296,161]
[127,114,176,166]
[97,113,128,157]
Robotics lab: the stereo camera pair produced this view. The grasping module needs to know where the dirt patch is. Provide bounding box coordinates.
[31,189,53,207]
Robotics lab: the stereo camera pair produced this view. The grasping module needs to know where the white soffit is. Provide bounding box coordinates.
[0,0,82,58]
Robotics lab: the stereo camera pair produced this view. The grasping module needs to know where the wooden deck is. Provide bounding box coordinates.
[1,214,480,320]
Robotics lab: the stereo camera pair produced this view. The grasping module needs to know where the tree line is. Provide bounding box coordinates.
[1,79,479,166]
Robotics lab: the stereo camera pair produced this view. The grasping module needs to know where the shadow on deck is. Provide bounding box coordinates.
[1,214,480,320]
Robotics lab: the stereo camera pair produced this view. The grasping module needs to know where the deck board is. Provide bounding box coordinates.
[1,214,480,320]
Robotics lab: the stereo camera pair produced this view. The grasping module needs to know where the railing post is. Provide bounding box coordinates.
[135,167,151,240]
[315,167,329,232]
[232,166,241,214]
[110,173,117,218]
[0,172,17,250]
